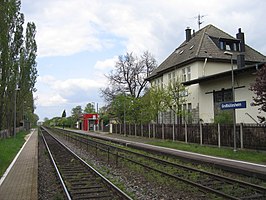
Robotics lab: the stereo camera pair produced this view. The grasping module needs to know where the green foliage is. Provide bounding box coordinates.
[0,0,38,132]
[214,111,233,124]
[98,106,110,126]
[141,86,168,123]
[71,105,82,122]
[84,103,95,113]
[164,78,188,123]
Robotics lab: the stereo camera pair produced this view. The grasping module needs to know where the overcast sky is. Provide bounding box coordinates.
[21,0,266,121]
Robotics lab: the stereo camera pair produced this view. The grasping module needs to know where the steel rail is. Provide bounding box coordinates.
[54,127,266,199]
[40,129,72,200]
[41,127,132,200]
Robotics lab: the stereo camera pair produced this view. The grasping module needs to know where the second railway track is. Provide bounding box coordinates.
[40,127,132,200]
[50,127,266,200]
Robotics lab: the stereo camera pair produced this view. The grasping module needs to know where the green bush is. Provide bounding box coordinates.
[214,111,233,124]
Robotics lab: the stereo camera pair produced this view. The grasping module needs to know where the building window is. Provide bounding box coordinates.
[219,39,240,51]
[180,89,188,97]
[182,68,186,81]
[168,73,172,85]
[214,89,232,103]
[182,67,191,81]
[213,89,233,119]
[172,71,176,83]
[187,67,191,81]
[187,103,192,113]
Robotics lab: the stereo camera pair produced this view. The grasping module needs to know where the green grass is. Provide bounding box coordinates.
[0,131,28,177]
[147,140,266,165]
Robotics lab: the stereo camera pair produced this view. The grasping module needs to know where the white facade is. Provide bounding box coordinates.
[151,60,261,123]
[148,25,266,124]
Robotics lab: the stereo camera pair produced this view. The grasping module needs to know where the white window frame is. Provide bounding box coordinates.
[182,67,191,81]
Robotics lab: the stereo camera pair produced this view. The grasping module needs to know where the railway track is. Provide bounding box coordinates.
[40,127,132,200]
[51,127,266,200]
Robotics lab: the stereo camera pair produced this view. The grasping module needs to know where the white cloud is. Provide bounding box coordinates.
[94,56,118,71]
[23,0,266,59]
[36,75,106,107]
[35,93,67,107]
[52,78,105,95]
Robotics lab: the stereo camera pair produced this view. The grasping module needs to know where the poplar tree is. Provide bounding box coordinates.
[0,0,38,134]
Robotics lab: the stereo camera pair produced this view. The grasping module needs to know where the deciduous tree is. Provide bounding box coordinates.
[84,103,95,113]
[101,51,157,102]
[250,64,266,123]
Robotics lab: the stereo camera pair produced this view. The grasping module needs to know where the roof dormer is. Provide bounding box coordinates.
[218,38,240,52]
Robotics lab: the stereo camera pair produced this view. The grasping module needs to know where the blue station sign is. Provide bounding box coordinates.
[220,101,247,110]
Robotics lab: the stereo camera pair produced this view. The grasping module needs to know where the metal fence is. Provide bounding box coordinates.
[110,123,266,150]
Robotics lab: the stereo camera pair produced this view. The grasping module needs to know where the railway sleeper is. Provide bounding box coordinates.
[72,192,114,199]
[71,187,108,194]
[240,193,266,199]
[71,185,103,190]
[69,181,103,187]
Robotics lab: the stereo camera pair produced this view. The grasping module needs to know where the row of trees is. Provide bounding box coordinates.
[43,103,97,128]
[0,0,38,135]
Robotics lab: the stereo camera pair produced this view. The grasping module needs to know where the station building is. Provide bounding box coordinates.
[147,24,266,124]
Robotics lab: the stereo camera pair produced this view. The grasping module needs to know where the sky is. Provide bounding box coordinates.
[20,0,266,121]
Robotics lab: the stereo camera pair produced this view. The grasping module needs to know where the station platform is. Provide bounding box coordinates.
[0,129,38,200]
[71,129,266,180]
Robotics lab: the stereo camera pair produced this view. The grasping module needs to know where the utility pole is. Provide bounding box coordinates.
[14,85,20,137]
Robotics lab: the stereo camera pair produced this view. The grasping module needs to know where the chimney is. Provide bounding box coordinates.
[237,54,245,69]
[185,27,191,42]
[236,28,245,52]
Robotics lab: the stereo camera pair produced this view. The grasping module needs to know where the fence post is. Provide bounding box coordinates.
[153,123,155,139]
[172,124,175,141]
[141,123,143,137]
[124,123,126,136]
[148,123,151,138]
[200,122,203,145]
[119,124,121,134]
[162,123,164,140]
[135,124,137,137]
[218,123,221,148]
[110,124,113,134]
[240,123,243,149]
[185,122,188,143]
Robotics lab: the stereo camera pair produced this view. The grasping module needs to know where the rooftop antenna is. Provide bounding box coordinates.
[195,14,206,30]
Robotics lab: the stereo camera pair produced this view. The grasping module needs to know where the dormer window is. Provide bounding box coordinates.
[219,39,240,51]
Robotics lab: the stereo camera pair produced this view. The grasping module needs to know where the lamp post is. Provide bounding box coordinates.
[224,51,236,152]
[14,85,20,137]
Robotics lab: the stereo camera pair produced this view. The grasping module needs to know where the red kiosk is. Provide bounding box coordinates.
[81,113,99,131]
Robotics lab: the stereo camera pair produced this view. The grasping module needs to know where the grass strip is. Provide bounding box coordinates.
[0,131,28,176]
[147,140,266,165]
